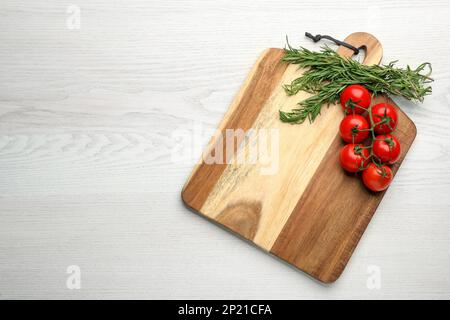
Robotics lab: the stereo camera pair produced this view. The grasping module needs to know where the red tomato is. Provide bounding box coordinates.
[339,144,370,173]
[362,163,393,192]
[339,114,370,143]
[340,85,371,115]
[369,103,398,134]
[373,134,401,164]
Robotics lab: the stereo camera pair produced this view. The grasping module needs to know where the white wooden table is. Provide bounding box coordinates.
[1,0,449,299]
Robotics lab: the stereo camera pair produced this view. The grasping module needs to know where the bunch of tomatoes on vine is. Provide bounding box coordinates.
[339,84,401,192]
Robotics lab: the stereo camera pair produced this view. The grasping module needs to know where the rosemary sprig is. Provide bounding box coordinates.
[280,45,433,124]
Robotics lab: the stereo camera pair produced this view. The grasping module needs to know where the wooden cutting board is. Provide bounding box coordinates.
[181,32,416,283]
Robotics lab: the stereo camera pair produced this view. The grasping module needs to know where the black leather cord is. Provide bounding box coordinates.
[305,32,360,55]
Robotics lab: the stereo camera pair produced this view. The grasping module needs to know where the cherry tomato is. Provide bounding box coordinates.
[339,144,370,173]
[373,134,401,164]
[362,163,393,192]
[340,85,371,115]
[369,103,398,134]
[339,114,370,143]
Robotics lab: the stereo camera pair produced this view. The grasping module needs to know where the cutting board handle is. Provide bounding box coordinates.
[336,32,383,65]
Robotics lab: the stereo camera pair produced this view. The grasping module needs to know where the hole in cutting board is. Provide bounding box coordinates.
[351,46,366,63]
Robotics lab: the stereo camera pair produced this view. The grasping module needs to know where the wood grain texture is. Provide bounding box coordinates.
[1,0,450,299]
[182,33,417,282]
[271,95,416,283]
[191,49,344,249]
[182,49,287,211]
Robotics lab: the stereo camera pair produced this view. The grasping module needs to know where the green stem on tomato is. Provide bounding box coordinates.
[355,94,392,171]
